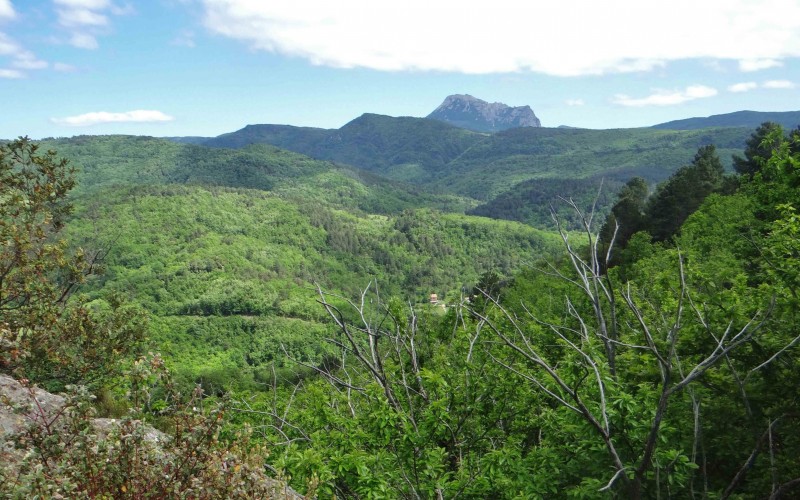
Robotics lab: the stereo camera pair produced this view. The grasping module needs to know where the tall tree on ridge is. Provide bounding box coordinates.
[645,144,725,242]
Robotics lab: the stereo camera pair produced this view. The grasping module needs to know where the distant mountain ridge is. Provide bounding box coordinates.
[202,114,482,181]
[176,113,750,202]
[652,110,800,130]
[426,94,541,132]
[158,100,799,227]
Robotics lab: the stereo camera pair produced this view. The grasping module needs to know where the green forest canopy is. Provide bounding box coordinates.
[2,123,800,498]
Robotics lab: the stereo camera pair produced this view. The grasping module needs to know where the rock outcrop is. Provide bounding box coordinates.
[427,94,541,132]
[0,375,304,498]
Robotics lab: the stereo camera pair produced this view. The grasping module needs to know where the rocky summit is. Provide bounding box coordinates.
[427,94,541,132]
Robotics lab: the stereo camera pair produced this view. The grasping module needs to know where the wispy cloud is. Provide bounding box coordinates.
[51,109,175,126]
[0,68,23,78]
[69,32,99,49]
[12,52,48,70]
[728,82,758,93]
[0,32,49,77]
[738,58,783,72]
[53,0,127,50]
[57,7,109,28]
[612,85,718,107]
[171,30,196,48]
[199,0,800,76]
[53,62,77,72]
[0,32,17,55]
[727,80,796,92]
[762,80,795,89]
[565,99,585,106]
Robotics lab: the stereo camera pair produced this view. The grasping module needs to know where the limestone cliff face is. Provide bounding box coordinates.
[427,94,541,132]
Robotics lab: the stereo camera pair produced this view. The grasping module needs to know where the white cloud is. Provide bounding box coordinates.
[57,8,109,27]
[199,0,800,76]
[54,0,123,49]
[0,0,15,20]
[728,82,758,92]
[51,110,175,126]
[565,99,585,106]
[12,53,48,70]
[0,32,17,55]
[69,32,98,49]
[54,0,111,8]
[738,58,783,72]
[53,62,77,72]
[612,85,718,107]
[0,68,23,78]
[762,79,796,89]
[0,33,49,76]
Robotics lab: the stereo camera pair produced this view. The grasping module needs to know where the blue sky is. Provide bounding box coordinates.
[1,0,800,139]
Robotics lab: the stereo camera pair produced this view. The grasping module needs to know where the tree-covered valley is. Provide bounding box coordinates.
[2,116,800,498]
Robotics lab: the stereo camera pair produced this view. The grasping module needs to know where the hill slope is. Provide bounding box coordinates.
[431,126,748,200]
[48,135,560,389]
[203,114,485,182]
[162,115,765,230]
[652,110,800,130]
[43,135,474,214]
[203,124,330,150]
[195,116,750,195]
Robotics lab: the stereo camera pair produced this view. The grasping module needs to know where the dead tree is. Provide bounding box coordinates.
[471,198,797,498]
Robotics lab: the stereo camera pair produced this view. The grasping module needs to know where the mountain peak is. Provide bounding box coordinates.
[427,94,541,132]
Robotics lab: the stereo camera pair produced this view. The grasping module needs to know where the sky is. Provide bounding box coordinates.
[1,0,800,139]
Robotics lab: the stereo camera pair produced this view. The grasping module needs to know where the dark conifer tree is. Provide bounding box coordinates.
[732,121,784,177]
[645,144,725,242]
[600,176,648,248]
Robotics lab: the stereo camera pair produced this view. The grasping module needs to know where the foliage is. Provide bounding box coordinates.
[0,355,301,499]
[0,139,298,497]
[644,144,726,241]
[732,121,786,177]
[420,126,745,201]
[232,287,554,498]
[599,176,648,258]
[185,116,751,213]
[41,135,476,215]
[468,176,620,229]
[62,182,559,390]
[205,114,483,184]
[242,139,800,498]
[0,138,145,391]
[600,145,728,265]
[6,121,800,498]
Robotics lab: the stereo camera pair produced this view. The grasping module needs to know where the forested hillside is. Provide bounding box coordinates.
[240,123,800,498]
[652,109,800,130]
[13,135,555,393]
[65,183,559,390]
[3,120,800,498]
[187,115,756,227]
[40,135,474,214]
[198,117,751,195]
[204,114,483,183]
[429,126,746,199]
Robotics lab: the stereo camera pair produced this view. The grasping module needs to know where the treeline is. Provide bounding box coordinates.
[468,176,620,228]
[603,122,800,267]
